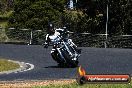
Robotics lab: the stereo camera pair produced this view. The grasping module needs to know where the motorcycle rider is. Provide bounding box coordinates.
[44,23,81,67]
[44,23,60,47]
[44,23,81,54]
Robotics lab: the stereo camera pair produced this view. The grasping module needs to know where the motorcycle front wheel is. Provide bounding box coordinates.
[51,50,63,64]
[61,49,78,68]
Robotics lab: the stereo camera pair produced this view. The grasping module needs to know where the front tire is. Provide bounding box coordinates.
[51,50,62,64]
[61,49,78,68]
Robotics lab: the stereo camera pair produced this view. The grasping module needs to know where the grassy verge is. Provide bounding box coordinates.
[33,81,132,88]
[0,59,19,72]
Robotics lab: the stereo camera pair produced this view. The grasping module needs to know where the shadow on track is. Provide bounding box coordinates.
[45,65,78,68]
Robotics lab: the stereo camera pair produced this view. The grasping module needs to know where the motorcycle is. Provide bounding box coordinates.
[44,27,81,67]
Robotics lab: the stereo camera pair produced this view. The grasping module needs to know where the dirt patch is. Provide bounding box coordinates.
[0,79,76,88]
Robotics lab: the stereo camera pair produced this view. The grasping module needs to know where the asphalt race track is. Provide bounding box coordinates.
[0,44,132,81]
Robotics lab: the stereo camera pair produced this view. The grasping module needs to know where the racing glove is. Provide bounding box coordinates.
[44,42,48,48]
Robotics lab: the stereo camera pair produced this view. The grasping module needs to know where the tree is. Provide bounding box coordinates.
[0,0,13,12]
[77,0,97,17]
[108,0,132,35]
[7,0,66,40]
[77,0,132,36]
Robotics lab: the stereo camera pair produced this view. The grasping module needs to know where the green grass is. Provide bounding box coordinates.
[0,59,20,72]
[33,82,132,88]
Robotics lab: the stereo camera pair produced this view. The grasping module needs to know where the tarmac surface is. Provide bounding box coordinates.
[0,44,132,81]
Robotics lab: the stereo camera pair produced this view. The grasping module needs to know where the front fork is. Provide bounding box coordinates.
[55,48,66,63]
[62,41,73,57]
